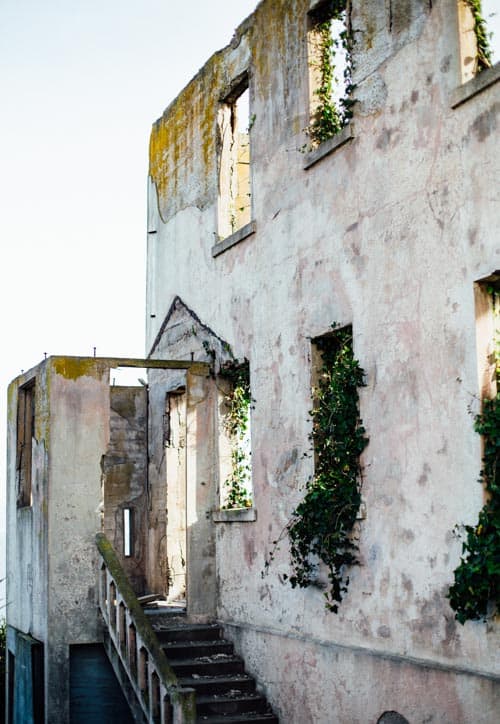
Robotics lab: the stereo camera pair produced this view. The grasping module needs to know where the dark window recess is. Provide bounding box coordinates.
[8,651,15,724]
[31,643,44,724]
[16,380,35,507]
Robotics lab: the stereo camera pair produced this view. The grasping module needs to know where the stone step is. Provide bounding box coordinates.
[147,619,278,721]
[178,674,256,696]
[196,692,269,716]
[153,623,222,643]
[162,639,234,658]
[170,655,245,677]
[196,713,279,723]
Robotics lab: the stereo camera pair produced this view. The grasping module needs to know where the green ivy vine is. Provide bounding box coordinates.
[448,287,499,623]
[464,0,493,73]
[307,1,355,147]
[265,325,368,612]
[219,359,253,509]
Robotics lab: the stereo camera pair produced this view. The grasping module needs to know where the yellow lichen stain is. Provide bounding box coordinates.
[149,58,222,223]
[7,381,17,415]
[52,357,102,381]
[148,0,301,223]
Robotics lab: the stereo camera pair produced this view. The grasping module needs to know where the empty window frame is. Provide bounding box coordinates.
[218,360,253,509]
[457,0,499,83]
[218,74,252,239]
[307,1,353,146]
[123,507,134,558]
[16,379,35,507]
[310,325,367,487]
[474,272,499,401]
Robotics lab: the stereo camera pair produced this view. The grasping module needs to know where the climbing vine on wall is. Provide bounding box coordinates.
[464,0,493,73]
[219,359,252,509]
[448,287,499,623]
[307,1,355,147]
[265,325,368,612]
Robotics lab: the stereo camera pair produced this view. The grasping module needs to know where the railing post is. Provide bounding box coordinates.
[128,622,137,679]
[96,534,196,724]
[171,689,196,724]
[100,564,107,610]
[109,580,117,631]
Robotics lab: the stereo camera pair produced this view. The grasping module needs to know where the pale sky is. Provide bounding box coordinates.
[0,0,258,602]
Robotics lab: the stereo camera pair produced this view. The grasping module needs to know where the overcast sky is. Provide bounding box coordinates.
[0,0,258,601]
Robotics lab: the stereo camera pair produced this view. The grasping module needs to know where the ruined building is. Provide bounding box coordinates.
[6,1,499,722]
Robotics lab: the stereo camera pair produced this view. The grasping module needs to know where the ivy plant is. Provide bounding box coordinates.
[219,359,253,509]
[265,325,368,612]
[307,1,355,147]
[464,0,493,73]
[448,287,499,623]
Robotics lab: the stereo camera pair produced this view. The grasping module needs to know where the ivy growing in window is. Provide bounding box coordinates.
[264,325,368,612]
[307,1,355,147]
[219,359,252,509]
[464,0,494,73]
[448,286,499,623]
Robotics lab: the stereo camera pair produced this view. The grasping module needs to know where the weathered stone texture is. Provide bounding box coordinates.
[146,0,500,721]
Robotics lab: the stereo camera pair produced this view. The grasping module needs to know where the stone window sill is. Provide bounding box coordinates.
[212,220,256,257]
[212,507,257,523]
[303,123,353,170]
[451,62,500,109]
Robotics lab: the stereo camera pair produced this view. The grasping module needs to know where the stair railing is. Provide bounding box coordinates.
[96,533,195,724]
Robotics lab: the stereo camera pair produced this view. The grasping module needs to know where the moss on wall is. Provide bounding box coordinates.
[51,357,105,381]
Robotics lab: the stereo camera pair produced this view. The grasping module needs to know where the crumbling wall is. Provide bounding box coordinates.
[145,0,500,721]
[103,385,148,594]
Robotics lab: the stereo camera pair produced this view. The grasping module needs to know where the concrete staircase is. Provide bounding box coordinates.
[147,612,278,723]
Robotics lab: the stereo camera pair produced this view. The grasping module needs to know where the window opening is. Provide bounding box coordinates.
[110,367,147,387]
[164,388,187,602]
[218,75,252,239]
[306,1,353,147]
[123,508,134,558]
[218,360,253,509]
[16,379,35,507]
[458,0,499,82]
[482,0,499,64]
[269,325,368,612]
[447,275,499,622]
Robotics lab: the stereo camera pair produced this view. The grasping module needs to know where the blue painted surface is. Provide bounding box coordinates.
[7,627,43,724]
[70,645,134,724]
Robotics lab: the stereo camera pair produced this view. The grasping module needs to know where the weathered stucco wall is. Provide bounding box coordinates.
[103,385,148,594]
[146,0,499,721]
[7,361,49,642]
[6,357,156,722]
[45,357,110,720]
